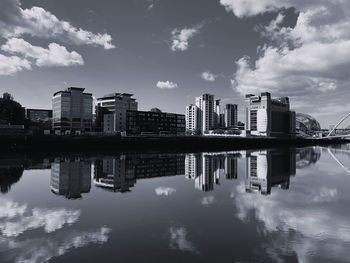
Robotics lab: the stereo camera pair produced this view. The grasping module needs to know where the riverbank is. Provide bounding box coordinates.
[0,134,348,153]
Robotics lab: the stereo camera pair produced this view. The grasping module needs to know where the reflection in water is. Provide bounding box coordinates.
[245,149,296,195]
[2,146,346,262]
[94,154,185,193]
[50,157,91,199]
[0,158,24,194]
[185,153,239,191]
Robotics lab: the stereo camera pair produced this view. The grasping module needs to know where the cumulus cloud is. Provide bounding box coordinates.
[2,38,84,67]
[156,80,178,89]
[222,0,350,113]
[0,0,114,75]
[155,187,176,196]
[171,25,201,51]
[0,53,31,75]
[201,71,217,82]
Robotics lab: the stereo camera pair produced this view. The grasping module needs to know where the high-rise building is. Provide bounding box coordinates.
[96,93,138,133]
[185,104,200,134]
[195,94,215,133]
[245,92,295,137]
[52,87,93,134]
[224,104,238,128]
[214,99,221,128]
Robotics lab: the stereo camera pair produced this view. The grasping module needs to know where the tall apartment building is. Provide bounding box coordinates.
[245,92,295,137]
[195,94,215,133]
[96,93,138,133]
[224,104,238,128]
[185,104,200,134]
[52,87,93,134]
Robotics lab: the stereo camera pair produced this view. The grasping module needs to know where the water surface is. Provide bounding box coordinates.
[1,145,350,263]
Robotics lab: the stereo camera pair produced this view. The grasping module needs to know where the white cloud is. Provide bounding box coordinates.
[222,0,350,113]
[0,2,115,50]
[0,53,31,75]
[155,187,176,196]
[171,25,201,51]
[201,71,217,82]
[169,226,197,253]
[156,80,178,89]
[2,38,84,67]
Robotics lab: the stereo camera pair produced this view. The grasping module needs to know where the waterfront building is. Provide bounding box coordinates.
[296,113,321,136]
[245,92,295,137]
[185,104,200,134]
[195,94,215,133]
[224,104,238,128]
[52,87,93,134]
[50,157,91,199]
[245,149,296,195]
[214,99,221,128]
[126,110,185,135]
[26,109,52,123]
[96,93,138,133]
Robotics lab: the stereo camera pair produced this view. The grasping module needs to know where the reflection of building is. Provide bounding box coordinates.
[296,147,321,169]
[245,92,295,137]
[52,87,93,134]
[94,154,185,193]
[51,157,91,199]
[296,113,321,136]
[185,153,238,192]
[245,149,296,195]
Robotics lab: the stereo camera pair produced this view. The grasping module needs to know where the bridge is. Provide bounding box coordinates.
[325,112,350,139]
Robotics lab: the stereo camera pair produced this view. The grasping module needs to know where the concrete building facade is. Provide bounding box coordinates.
[224,104,238,128]
[245,92,295,137]
[195,94,215,133]
[52,87,93,134]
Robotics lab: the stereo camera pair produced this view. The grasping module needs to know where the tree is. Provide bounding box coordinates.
[0,93,25,125]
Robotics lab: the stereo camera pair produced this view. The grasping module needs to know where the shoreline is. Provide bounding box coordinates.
[0,134,348,153]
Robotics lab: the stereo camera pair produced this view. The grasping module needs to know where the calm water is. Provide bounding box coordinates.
[1,145,350,263]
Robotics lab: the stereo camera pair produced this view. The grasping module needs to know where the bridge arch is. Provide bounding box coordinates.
[327,112,350,137]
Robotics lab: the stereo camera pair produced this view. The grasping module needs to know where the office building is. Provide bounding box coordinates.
[195,94,215,133]
[245,149,296,195]
[96,93,138,133]
[50,157,91,199]
[245,92,295,137]
[26,109,52,123]
[185,104,200,134]
[127,110,185,135]
[224,104,238,128]
[52,87,93,134]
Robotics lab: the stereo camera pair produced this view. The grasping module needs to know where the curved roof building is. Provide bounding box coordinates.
[296,113,321,135]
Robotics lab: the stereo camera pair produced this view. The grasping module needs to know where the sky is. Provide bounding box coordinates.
[0,0,349,128]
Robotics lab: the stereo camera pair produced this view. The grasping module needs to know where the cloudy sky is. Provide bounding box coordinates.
[0,0,349,128]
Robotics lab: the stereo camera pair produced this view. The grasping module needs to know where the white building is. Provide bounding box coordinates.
[52,87,93,134]
[96,93,138,133]
[245,92,295,137]
[195,94,215,134]
[185,104,200,134]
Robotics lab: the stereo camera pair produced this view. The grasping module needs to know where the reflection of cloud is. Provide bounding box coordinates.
[0,200,80,237]
[1,227,111,263]
[169,226,197,253]
[233,179,350,262]
[0,199,26,219]
[155,187,176,196]
[201,196,215,206]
